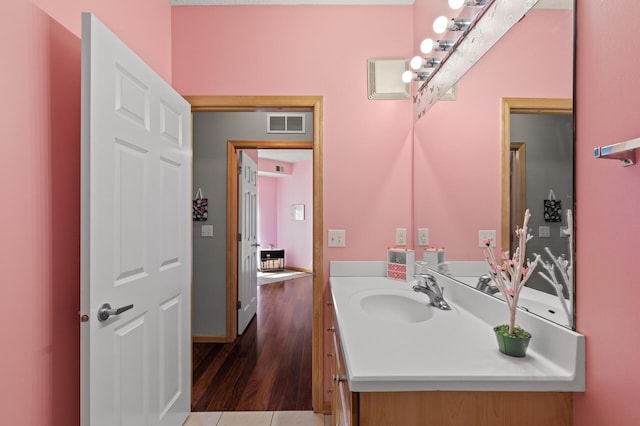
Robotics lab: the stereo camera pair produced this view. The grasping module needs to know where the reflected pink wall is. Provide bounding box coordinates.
[413,9,573,261]
[0,1,171,424]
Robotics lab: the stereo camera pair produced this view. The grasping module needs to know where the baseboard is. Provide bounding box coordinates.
[285,265,313,274]
[192,335,234,343]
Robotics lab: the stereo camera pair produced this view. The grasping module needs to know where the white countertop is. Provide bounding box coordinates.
[329,261,585,393]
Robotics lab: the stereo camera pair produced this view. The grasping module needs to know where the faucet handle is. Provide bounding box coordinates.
[416,273,443,295]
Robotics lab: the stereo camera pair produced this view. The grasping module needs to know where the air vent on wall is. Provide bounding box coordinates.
[367,58,410,100]
[267,113,305,134]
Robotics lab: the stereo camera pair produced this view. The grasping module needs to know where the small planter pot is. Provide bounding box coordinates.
[494,325,532,357]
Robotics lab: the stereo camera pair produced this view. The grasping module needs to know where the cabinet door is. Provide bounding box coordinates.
[331,319,357,426]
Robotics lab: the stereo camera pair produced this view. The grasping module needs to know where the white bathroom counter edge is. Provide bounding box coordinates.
[329,261,585,393]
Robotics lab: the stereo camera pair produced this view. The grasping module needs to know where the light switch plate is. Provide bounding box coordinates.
[328,229,346,247]
[539,226,551,238]
[417,228,430,246]
[478,230,496,247]
[201,225,213,238]
[395,228,407,246]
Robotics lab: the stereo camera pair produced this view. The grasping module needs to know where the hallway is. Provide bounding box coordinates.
[192,276,313,412]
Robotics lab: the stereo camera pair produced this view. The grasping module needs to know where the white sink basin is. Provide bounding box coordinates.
[354,289,434,323]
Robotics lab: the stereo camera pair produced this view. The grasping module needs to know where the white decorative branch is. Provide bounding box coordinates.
[484,209,541,334]
[536,209,574,328]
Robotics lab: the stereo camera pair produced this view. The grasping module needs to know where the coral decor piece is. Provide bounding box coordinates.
[483,209,541,336]
[536,209,574,328]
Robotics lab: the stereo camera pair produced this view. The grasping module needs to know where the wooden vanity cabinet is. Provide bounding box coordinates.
[329,309,573,426]
[329,319,358,426]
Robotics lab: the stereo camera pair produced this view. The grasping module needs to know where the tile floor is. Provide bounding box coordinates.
[185,411,331,426]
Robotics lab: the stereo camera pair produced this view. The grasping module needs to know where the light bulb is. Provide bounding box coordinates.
[401,70,414,83]
[420,38,435,54]
[448,0,465,9]
[433,16,449,34]
[410,56,424,71]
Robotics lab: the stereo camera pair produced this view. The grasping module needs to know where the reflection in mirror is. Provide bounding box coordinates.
[412,3,575,328]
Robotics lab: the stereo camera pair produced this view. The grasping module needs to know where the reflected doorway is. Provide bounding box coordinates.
[509,142,526,255]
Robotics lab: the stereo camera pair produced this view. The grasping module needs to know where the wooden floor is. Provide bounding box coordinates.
[192,275,313,412]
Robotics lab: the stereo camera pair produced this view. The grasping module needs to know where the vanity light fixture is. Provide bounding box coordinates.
[433,16,471,34]
[409,56,442,71]
[448,0,488,10]
[420,39,455,54]
[410,0,544,118]
[402,70,431,83]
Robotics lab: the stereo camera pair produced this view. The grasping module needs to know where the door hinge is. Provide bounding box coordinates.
[237,165,242,175]
[237,233,242,241]
[236,300,241,309]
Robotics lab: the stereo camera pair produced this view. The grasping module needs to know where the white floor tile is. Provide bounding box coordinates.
[271,411,325,426]
[184,412,223,426]
[216,411,274,426]
[188,411,331,425]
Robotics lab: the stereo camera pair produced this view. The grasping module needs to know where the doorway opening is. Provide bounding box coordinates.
[186,96,324,413]
[509,142,526,255]
[500,97,572,249]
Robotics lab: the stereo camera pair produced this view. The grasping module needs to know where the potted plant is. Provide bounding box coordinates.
[483,209,541,357]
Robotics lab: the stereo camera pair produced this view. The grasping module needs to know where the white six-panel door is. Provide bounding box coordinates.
[237,151,258,335]
[80,13,191,426]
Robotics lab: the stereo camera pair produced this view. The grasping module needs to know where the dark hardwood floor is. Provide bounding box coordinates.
[192,275,313,412]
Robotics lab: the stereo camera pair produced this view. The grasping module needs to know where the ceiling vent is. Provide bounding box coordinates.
[267,113,305,134]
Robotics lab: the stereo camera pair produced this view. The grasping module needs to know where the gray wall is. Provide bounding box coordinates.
[192,111,313,336]
[510,113,573,295]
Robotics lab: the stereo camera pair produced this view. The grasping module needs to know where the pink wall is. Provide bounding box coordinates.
[277,159,314,270]
[258,175,278,249]
[172,5,415,263]
[258,160,313,270]
[573,3,640,425]
[0,1,171,424]
[4,1,636,423]
[413,9,573,261]
[259,157,292,176]
[172,5,413,405]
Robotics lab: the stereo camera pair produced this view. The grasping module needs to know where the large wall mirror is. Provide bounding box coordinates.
[412,1,575,328]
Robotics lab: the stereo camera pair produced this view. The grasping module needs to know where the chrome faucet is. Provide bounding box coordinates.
[476,274,500,295]
[413,274,451,310]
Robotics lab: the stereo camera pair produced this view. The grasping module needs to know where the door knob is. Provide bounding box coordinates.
[98,303,134,322]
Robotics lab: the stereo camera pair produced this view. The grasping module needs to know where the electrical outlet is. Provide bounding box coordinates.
[328,229,346,247]
[201,225,213,238]
[478,230,496,247]
[417,228,430,246]
[539,226,551,238]
[395,228,407,246]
